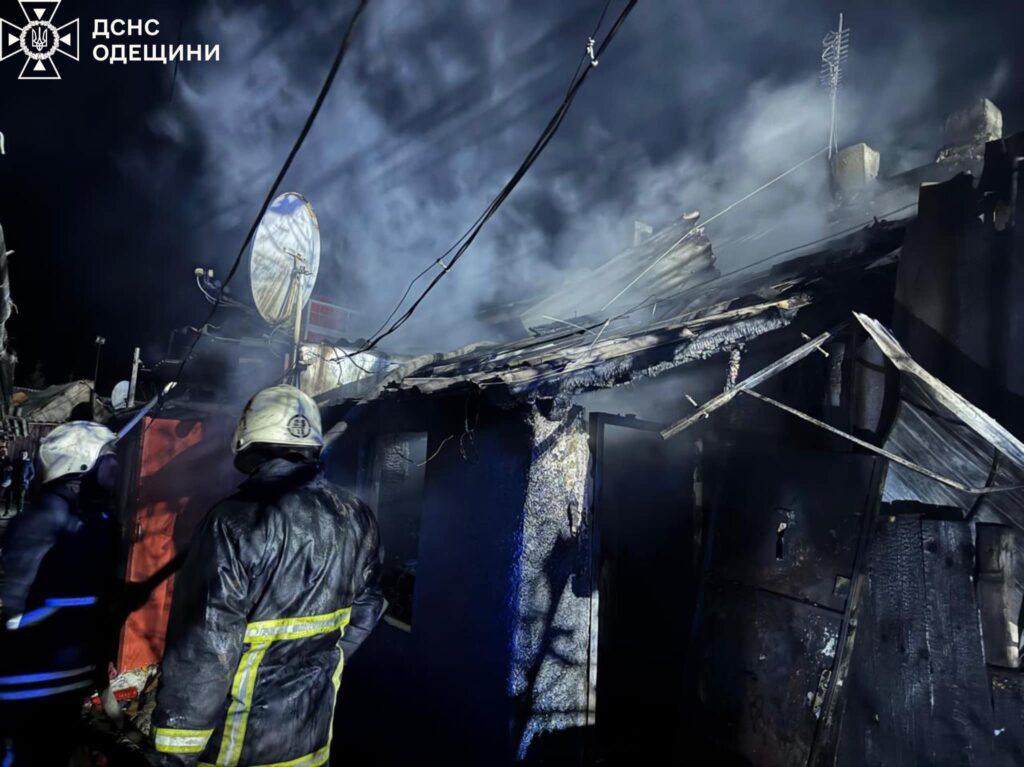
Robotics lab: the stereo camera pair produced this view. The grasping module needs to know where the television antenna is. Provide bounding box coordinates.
[820,13,850,159]
[250,192,321,385]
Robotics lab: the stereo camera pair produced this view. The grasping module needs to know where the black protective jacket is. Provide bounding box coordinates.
[0,479,117,705]
[149,459,383,767]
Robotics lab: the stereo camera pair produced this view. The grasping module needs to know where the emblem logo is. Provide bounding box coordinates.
[0,0,79,80]
[287,415,312,439]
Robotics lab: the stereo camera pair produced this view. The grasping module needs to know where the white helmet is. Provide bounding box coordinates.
[39,421,117,484]
[233,384,323,455]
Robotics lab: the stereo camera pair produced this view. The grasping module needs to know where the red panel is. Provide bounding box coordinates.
[306,298,350,341]
[118,416,241,671]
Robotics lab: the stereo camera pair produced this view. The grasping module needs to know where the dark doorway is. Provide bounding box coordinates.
[590,414,698,764]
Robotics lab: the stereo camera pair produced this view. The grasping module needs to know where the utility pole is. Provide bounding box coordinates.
[93,335,106,386]
[128,347,141,408]
[291,271,305,388]
[91,335,106,414]
[284,250,311,388]
[820,13,850,159]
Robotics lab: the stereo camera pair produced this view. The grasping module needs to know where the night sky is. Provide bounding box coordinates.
[0,0,1020,393]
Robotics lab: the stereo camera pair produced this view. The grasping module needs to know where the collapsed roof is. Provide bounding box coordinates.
[318,217,904,409]
[518,214,715,333]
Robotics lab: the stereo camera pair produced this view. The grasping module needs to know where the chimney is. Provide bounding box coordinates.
[831,142,880,198]
[936,98,1002,163]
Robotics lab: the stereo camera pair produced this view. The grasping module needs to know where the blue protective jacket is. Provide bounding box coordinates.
[12,457,35,489]
[0,478,118,704]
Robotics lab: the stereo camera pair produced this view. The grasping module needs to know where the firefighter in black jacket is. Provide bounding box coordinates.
[0,421,121,766]
[148,384,384,767]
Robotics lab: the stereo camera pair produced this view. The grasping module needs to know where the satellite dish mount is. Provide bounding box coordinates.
[284,249,313,386]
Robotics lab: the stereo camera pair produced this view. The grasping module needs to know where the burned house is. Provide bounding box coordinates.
[86,99,1024,766]
[300,119,1024,764]
[315,217,899,765]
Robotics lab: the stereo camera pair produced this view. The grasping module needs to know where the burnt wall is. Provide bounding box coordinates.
[894,133,1024,438]
[835,516,998,766]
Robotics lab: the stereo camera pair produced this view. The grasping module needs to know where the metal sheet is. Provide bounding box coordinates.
[857,312,1024,468]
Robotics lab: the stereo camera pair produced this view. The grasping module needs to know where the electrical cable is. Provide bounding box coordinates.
[352,0,618,350]
[356,0,635,354]
[169,11,184,102]
[194,274,250,310]
[363,0,629,349]
[600,146,830,312]
[361,224,479,345]
[170,0,370,386]
[465,199,921,372]
[609,199,920,325]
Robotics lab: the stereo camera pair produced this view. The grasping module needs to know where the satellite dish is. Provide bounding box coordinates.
[111,380,130,411]
[250,192,321,326]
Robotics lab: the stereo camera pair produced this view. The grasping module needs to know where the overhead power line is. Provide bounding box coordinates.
[171,0,370,385]
[356,0,637,354]
[486,200,921,370]
[600,146,831,312]
[612,200,920,323]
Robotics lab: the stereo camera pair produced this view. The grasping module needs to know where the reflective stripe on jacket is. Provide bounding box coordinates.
[0,480,117,702]
[149,459,383,767]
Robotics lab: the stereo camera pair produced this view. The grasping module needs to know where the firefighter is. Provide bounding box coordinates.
[148,384,384,767]
[0,421,121,766]
[8,450,36,517]
[0,444,13,519]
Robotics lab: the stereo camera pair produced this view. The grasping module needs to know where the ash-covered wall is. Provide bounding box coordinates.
[509,406,594,760]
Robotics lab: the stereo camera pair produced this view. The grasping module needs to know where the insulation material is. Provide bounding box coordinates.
[298,342,393,398]
[509,406,593,759]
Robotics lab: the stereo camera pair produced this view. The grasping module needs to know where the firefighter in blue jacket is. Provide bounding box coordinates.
[0,421,121,766]
[8,449,36,517]
[147,384,384,767]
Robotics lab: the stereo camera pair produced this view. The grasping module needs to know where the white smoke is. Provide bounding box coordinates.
[142,0,1016,354]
